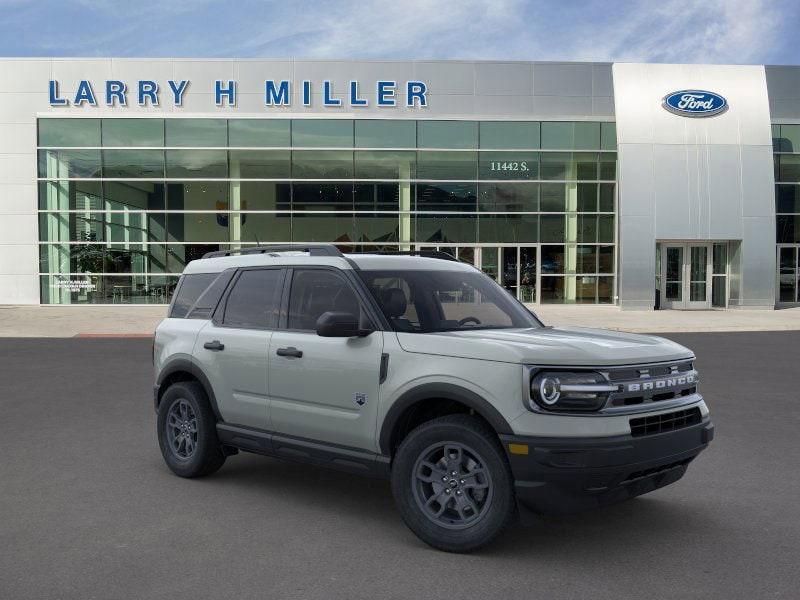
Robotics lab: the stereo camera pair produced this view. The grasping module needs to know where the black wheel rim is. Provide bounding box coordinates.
[165,399,198,460]
[411,441,493,530]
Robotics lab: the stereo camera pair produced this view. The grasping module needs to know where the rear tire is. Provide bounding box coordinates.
[157,381,225,478]
[391,414,516,552]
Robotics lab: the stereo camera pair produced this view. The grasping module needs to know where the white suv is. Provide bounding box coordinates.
[153,244,713,552]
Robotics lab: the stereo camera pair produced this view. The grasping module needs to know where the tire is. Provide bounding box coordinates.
[157,381,226,478]
[391,414,516,553]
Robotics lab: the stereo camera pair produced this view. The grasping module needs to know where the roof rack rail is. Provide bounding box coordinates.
[202,244,344,259]
[367,250,459,262]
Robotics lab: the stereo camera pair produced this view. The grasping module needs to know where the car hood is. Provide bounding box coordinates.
[395,326,693,366]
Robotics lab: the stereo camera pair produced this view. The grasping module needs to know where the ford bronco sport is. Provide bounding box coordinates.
[153,244,713,552]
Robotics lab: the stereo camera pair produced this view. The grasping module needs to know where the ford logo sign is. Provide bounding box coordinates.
[662,90,728,117]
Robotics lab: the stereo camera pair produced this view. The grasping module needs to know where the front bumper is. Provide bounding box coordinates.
[500,417,714,515]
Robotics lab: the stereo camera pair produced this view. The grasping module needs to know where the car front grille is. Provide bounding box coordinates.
[606,361,698,408]
[629,407,702,437]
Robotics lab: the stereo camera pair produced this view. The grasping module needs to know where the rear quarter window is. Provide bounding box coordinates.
[169,273,220,318]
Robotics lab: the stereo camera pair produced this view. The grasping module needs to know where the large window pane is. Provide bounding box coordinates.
[540,215,566,243]
[165,119,227,147]
[355,214,401,243]
[599,152,616,180]
[776,185,800,213]
[598,215,615,242]
[599,183,615,212]
[600,123,617,150]
[39,181,103,211]
[39,119,100,147]
[239,181,291,211]
[39,243,104,273]
[577,183,598,211]
[40,274,177,305]
[540,152,570,180]
[229,150,290,178]
[479,121,539,149]
[39,212,105,243]
[292,183,353,211]
[478,183,538,211]
[779,125,800,153]
[104,181,165,211]
[228,119,290,147]
[416,183,477,212]
[167,182,228,211]
[238,212,291,242]
[291,120,353,147]
[574,122,601,150]
[354,151,415,179]
[577,214,598,242]
[103,149,165,178]
[478,152,539,179]
[167,213,229,242]
[478,214,538,243]
[167,245,224,272]
[575,153,599,180]
[778,155,800,182]
[598,245,614,273]
[355,120,415,148]
[354,183,403,211]
[415,214,476,243]
[576,245,597,273]
[541,122,573,149]
[165,150,227,178]
[416,151,477,179]
[292,150,353,178]
[777,215,799,243]
[38,149,101,178]
[102,119,164,147]
[576,275,598,303]
[540,276,565,302]
[540,183,566,211]
[292,213,354,243]
[541,245,565,274]
[417,121,477,149]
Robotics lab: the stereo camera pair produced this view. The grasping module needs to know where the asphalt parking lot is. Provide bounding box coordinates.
[1,332,798,599]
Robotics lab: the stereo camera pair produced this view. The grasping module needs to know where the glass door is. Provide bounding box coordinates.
[661,245,685,309]
[659,243,713,309]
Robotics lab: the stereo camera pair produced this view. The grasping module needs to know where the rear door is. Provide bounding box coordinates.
[194,267,285,429]
[268,267,384,451]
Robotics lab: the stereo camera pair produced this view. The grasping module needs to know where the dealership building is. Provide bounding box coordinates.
[0,58,799,310]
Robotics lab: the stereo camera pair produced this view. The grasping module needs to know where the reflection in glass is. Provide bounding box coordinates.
[520,246,537,302]
[416,151,477,180]
[478,214,538,243]
[292,183,353,211]
[165,119,227,147]
[291,120,353,147]
[103,150,165,178]
[354,151,415,179]
[39,181,103,211]
[167,182,228,211]
[102,119,164,147]
[415,214,476,243]
[417,121,477,149]
[355,120,416,148]
[479,152,539,180]
[479,183,538,212]
[292,150,353,179]
[292,213,354,243]
[38,149,102,178]
[228,119,290,147]
[479,122,539,149]
[416,183,477,212]
[229,150,290,178]
[165,150,227,178]
[39,119,101,147]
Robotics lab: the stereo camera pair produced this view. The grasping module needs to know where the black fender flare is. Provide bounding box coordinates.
[378,383,514,455]
[156,358,223,422]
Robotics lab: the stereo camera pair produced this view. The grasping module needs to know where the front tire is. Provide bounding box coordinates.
[391,415,516,552]
[157,381,225,478]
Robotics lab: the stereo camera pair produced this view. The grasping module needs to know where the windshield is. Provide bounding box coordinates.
[359,269,542,333]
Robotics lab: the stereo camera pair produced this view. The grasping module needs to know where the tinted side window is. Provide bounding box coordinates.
[186,269,235,319]
[223,269,283,329]
[287,270,363,331]
[170,273,218,318]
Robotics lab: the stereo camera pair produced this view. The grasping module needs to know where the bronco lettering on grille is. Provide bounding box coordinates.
[627,373,696,393]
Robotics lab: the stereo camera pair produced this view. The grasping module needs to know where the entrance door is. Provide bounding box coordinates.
[660,243,711,309]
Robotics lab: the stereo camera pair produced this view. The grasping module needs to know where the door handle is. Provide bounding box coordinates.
[276,346,303,358]
[203,340,225,351]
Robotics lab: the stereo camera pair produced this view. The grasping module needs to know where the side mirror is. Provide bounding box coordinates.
[315,311,374,338]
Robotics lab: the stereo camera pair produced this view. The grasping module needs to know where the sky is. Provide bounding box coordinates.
[0,0,798,65]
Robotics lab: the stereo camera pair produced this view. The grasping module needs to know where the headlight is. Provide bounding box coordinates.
[530,371,618,412]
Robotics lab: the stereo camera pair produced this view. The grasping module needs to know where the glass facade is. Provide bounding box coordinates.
[37,118,617,304]
[774,124,800,303]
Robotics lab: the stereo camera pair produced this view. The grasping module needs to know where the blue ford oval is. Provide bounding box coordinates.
[662,90,728,117]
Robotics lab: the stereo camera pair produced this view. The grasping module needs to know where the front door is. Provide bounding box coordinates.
[268,267,384,451]
[660,243,712,309]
